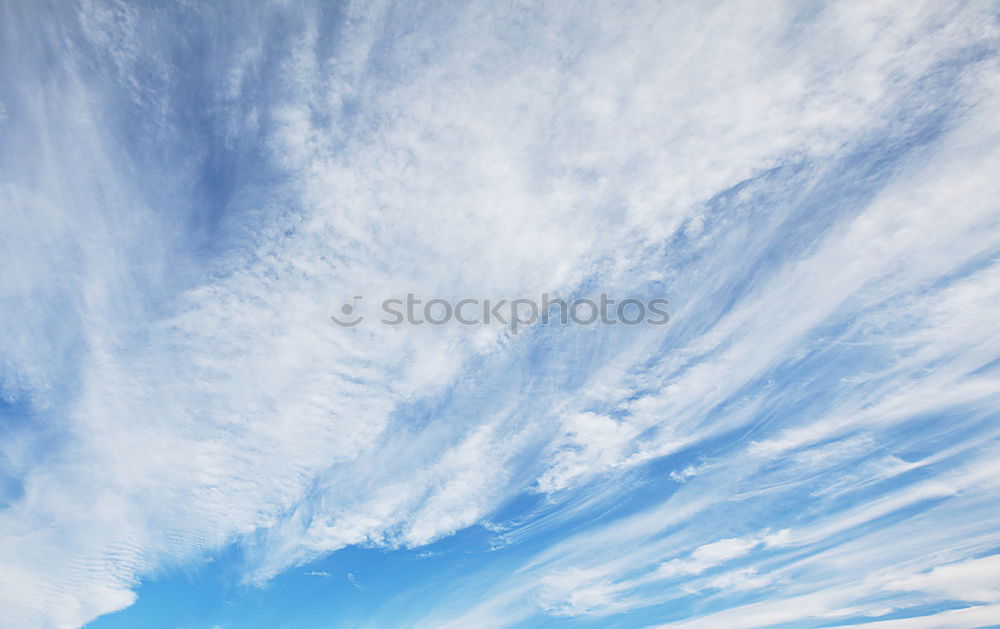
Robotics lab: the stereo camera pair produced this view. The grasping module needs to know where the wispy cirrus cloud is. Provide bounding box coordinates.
[1,1,998,628]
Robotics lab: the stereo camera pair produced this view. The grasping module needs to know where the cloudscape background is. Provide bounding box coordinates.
[1,1,999,627]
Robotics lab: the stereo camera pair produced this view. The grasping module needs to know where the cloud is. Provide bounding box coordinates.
[656,537,761,578]
[304,570,332,578]
[0,0,998,627]
[884,555,1000,604]
[346,572,362,589]
[825,604,1000,629]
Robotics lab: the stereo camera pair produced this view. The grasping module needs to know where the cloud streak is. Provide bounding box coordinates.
[0,1,998,627]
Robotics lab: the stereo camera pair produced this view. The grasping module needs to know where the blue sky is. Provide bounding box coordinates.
[1,1,1000,628]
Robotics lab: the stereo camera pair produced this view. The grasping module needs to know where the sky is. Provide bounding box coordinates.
[1,1,999,628]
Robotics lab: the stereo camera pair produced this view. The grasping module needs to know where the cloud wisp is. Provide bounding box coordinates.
[0,1,998,628]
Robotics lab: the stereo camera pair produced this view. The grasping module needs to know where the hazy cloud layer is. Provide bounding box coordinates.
[1,1,998,627]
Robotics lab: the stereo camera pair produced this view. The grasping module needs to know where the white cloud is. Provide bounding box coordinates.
[0,0,998,627]
[884,555,1000,604]
[826,605,1000,629]
[657,537,761,578]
